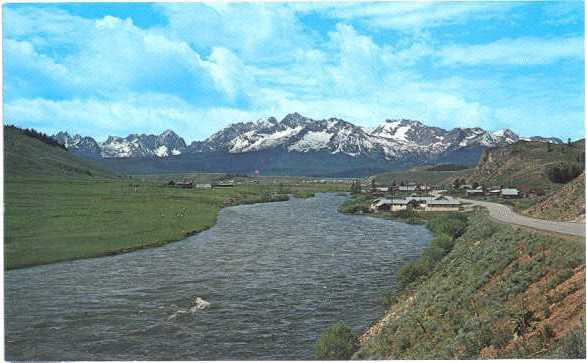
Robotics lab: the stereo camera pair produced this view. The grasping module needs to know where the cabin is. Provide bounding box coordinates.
[213,180,235,188]
[501,188,520,198]
[175,181,193,189]
[370,196,461,212]
[425,196,461,212]
[398,185,418,192]
[466,187,485,197]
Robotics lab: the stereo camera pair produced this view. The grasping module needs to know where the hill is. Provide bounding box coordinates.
[525,173,585,222]
[373,165,474,186]
[354,212,585,359]
[4,126,111,178]
[467,140,584,194]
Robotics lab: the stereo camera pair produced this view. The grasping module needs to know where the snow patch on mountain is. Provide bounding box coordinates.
[289,131,333,152]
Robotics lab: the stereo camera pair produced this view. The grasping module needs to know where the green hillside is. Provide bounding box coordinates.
[373,165,474,186]
[468,140,584,194]
[3,127,347,269]
[4,126,111,178]
[354,212,585,359]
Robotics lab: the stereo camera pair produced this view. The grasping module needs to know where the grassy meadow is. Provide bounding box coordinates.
[3,126,349,269]
[4,176,347,269]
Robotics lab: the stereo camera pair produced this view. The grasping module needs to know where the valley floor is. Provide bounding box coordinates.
[4,176,346,269]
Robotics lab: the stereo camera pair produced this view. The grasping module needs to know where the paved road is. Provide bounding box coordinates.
[459,198,586,238]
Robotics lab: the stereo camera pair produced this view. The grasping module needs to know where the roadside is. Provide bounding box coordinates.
[459,198,585,238]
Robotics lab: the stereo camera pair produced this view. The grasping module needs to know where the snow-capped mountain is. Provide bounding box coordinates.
[53,113,561,160]
[53,130,187,158]
[188,113,559,160]
[53,132,102,159]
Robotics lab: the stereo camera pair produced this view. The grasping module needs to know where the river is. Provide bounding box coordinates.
[5,193,432,360]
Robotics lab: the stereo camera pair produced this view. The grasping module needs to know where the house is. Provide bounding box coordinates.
[376,187,389,192]
[466,187,485,197]
[459,184,473,190]
[213,180,235,188]
[196,183,212,189]
[487,188,501,196]
[501,188,520,198]
[399,185,418,192]
[425,196,461,212]
[370,196,461,212]
[175,181,193,189]
[370,198,412,212]
[418,184,432,192]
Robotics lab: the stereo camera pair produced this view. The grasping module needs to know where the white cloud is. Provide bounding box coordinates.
[438,36,584,66]
[4,95,261,142]
[156,3,312,62]
[296,2,516,31]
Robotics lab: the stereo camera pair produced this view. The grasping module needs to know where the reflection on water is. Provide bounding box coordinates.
[5,193,432,360]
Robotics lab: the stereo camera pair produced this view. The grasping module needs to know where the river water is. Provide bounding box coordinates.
[5,193,432,360]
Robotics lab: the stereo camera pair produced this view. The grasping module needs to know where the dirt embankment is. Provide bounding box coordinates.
[525,173,585,223]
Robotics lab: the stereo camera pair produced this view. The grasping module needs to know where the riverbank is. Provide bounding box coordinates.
[353,211,585,359]
[4,176,345,269]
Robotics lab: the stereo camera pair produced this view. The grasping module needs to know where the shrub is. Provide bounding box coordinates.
[427,214,469,240]
[316,322,358,360]
[546,162,583,184]
[551,325,586,359]
[397,262,426,288]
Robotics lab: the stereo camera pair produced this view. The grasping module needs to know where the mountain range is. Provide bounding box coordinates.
[53,112,562,161]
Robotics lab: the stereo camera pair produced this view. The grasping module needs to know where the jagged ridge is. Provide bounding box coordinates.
[52,113,562,160]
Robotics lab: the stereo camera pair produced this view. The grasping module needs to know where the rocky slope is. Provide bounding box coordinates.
[54,130,187,159]
[525,173,585,223]
[354,213,585,359]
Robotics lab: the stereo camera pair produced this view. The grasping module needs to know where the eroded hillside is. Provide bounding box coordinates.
[354,212,585,359]
[525,173,585,223]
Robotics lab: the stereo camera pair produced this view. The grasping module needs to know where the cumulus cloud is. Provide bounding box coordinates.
[3,3,584,140]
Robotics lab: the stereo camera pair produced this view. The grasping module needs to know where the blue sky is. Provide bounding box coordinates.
[3,1,585,142]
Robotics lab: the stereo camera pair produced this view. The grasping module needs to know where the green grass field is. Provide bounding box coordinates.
[4,176,347,269]
[3,126,348,269]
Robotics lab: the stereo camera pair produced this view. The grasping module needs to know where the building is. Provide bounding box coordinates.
[213,180,235,188]
[175,181,193,189]
[425,196,461,211]
[466,187,485,197]
[501,188,520,198]
[370,196,461,212]
[196,183,212,189]
[487,188,501,196]
[398,185,418,192]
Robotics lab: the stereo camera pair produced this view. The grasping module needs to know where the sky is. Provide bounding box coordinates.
[3,1,585,142]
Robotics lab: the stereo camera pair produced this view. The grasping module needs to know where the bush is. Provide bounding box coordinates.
[427,214,469,240]
[397,262,426,288]
[546,162,583,184]
[316,322,358,360]
[551,325,586,359]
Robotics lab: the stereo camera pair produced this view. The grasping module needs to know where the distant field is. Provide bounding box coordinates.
[4,176,347,269]
[373,167,473,186]
[4,126,351,269]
